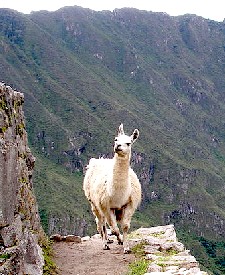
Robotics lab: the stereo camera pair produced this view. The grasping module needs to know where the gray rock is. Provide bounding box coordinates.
[160,241,185,252]
[0,83,45,275]
[50,234,63,242]
[147,263,163,272]
[129,225,208,275]
[64,235,82,243]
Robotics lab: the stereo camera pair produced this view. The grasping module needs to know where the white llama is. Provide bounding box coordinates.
[83,124,142,253]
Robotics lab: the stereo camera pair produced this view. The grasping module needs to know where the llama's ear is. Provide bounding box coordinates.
[131,129,139,143]
[118,124,125,136]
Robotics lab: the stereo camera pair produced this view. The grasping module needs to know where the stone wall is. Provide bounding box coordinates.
[128,225,208,275]
[0,83,45,275]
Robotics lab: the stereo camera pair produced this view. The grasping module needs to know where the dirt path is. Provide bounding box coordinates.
[53,237,135,275]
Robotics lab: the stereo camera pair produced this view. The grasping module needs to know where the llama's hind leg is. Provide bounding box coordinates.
[105,209,123,245]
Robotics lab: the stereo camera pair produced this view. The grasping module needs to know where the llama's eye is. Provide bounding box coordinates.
[126,143,131,146]
[114,138,118,142]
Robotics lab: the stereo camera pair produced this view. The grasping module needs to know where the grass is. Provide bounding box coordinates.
[126,241,149,275]
[130,241,148,257]
[127,258,149,275]
[41,238,58,275]
[0,253,10,260]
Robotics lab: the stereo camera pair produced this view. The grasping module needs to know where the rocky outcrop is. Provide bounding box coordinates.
[0,83,45,275]
[50,234,82,243]
[128,225,208,275]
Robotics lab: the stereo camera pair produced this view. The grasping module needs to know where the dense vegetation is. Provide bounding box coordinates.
[0,6,225,273]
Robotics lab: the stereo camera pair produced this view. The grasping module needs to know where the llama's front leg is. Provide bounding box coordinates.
[122,230,129,254]
[95,217,110,250]
[121,206,134,253]
[91,204,110,250]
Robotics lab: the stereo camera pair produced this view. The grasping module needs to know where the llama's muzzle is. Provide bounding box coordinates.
[114,145,122,153]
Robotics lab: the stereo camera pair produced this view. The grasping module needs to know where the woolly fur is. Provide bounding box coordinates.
[83,124,142,253]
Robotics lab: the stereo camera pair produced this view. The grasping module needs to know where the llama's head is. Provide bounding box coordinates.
[114,124,139,158]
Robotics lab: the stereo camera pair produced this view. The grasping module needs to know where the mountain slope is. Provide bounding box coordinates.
[0,7,225,273]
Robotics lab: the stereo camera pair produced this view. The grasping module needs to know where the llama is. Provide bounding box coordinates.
[83,124,142,253]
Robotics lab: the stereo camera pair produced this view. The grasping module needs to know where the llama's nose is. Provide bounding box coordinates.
[115,144,122,152]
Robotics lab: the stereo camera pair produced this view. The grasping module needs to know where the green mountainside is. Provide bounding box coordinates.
[0,6,225,273]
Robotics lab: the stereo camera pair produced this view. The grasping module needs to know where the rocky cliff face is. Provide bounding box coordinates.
[0,83,45,274]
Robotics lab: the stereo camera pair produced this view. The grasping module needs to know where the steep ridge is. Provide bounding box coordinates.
[0,83,45,274]
[0,7,225,274]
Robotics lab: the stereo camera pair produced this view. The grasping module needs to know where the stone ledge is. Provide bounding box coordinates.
[127,225,208,275]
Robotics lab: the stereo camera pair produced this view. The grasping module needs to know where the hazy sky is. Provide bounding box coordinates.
[0,0,224,22]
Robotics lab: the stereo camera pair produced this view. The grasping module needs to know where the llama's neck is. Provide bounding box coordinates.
[106,153,132,208]
[110,154,131,196]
